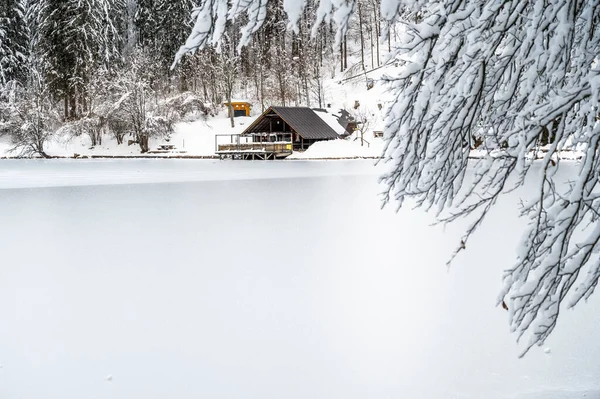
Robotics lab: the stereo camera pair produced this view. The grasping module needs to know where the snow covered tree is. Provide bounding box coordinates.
[31,0,124,119]
[113,50,178,153]
[351,106,372,147]
[215,50,239,128]
[175,0,600,356]
[57,67,129,147]
[135,0,194,91]
[0,0,29,85]
[379,0,600,357]
[0,67,59,158]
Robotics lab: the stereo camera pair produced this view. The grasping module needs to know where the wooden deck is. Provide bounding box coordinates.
[217,142,293,160]
[215,134,293,160]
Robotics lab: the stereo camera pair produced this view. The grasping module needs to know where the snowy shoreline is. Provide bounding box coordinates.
[0,151,584,161]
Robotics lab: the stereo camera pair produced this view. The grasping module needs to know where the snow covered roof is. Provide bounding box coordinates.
[242,106,340,140]
[313,109,346,136]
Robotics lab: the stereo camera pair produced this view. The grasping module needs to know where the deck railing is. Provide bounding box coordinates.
[217,142,293,153]
[215,133,293,155]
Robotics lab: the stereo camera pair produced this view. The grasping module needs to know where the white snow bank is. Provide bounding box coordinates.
[0,138,13,155]
[0,113,258,158]
[288,138,384,159]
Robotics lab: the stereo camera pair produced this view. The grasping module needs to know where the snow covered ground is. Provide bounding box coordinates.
[287,137,384,159]
[0,160,599,399]
[0,110,386,159]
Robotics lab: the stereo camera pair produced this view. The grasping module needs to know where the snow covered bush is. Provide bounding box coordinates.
[106,109,130,145]
[162,92,214,122]
[175,0,600,356]
[111,50,179,153]
[57,116,105,147]
[57,68,138,148]
[0,76,59,158]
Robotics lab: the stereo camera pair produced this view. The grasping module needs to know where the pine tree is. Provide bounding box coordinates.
[0,0,29,85]
[31,0,124,119]
[135,0,193,90]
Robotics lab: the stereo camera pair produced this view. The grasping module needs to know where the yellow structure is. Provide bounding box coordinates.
[224,100,252,117]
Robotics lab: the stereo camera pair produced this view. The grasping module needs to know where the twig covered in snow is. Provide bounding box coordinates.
[377,0,600,356]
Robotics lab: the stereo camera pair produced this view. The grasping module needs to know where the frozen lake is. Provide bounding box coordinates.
[0,160,599,399]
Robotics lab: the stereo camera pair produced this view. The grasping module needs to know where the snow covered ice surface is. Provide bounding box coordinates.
[0,159,378,189]
[0,160,599,399]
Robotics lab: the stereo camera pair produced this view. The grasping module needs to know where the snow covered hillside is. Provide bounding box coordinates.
[0,53,392,160]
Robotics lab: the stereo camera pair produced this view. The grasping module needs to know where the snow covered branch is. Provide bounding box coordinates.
[173,0,358,64]
[379,0,600,355]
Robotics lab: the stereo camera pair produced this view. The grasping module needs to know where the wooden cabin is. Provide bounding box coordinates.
[242,106,340,151]
[224,100,252,117]
[215,106,340,159]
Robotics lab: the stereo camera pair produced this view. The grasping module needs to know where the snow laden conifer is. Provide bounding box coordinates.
[0,0,29,85]
[30,0,124,119]
[135,0,194,74]
[175,0,600,356]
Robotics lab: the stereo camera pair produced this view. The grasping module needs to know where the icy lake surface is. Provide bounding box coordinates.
[0,159,599,399]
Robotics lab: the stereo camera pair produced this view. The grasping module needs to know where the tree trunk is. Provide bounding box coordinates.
[277,70,286,106]
[304,75,309,107]
[227,90,235,128]
[340,41,344,72]
[64,96,68,120]
[69,91,76,120]
[260,66,265,112]
[35,136,50,158]
[138,135,149,153]
[254,66,260,111]
[370,19,374,69]
[374,0,380,66]
[202,77,208,100]
[343,35,348,70]
[315,61,322,108]
[358,2,365,70]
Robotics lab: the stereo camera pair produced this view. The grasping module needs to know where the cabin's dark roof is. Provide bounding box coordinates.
[242,106,339,140]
